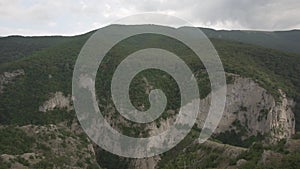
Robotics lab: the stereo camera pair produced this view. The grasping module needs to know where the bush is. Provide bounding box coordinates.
[0,127,35,155]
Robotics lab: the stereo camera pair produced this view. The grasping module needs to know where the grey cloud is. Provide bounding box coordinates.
[0,0,299,36]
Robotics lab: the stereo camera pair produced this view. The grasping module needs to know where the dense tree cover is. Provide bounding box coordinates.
[1,30,299,128]
[95,33,210,138]
[0,127,35,155]
[0,33,89,125]
[0,35,75,65]
[215,130,265,148]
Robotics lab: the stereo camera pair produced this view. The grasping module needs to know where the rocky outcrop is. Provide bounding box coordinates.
[39,92,72,112]
[0,69,25,93]
[197,75,295,143]
[269,90,295,142]
[124,75,296,169]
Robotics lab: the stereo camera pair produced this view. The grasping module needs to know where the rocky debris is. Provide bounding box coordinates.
[0,69,25,93]
[129,156,161,169]
[0,124,99,169]
[39,92,73,112]
[0,153,40,168]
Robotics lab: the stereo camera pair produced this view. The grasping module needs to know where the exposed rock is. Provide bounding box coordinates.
[20,153,37,161]
[93,75,295,169]
[0,69,25,93]
[197,75,295,143]
[269,90,295,142]
[129,156,161,169]
[147,113,175,136]
[39,92,72,112]
[0,154,15,161]
[236,159,247,167]
[126,75,296,169]
[137,75,288,146]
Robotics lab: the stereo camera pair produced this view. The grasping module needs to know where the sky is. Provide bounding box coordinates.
[0,0,299,36]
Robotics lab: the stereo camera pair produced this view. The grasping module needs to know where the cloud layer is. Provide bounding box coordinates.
[0,0,299,36]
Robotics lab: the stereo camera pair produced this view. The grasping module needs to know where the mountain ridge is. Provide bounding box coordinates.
[1,25,299,55]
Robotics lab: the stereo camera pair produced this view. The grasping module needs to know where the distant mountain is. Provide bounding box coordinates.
[1,27,299,66]
[0,36,73,65]
[200,28,300,54]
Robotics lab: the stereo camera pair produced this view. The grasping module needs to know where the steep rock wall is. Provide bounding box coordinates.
[197,75,295,142]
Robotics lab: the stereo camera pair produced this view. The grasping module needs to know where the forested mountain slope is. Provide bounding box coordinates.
[0,25,299,169]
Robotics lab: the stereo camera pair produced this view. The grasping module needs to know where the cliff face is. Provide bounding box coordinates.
[39,92,72,112]
[128,75,296,169]
[197,75,295,143]
[269,90,295,142]
[145,75,295,145]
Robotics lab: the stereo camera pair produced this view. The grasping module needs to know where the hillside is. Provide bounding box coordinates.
[0,25,299,169]
[1,26,299,128]
[201,28,300,54]
[0,35,74,65]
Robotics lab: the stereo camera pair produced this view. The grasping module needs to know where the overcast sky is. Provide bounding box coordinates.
[0,0,299,36]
